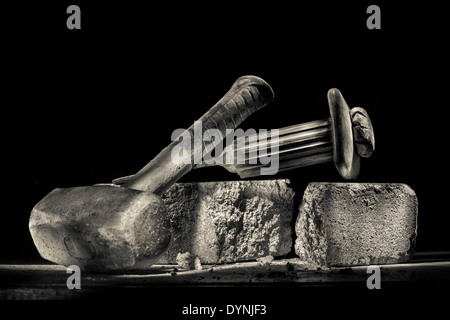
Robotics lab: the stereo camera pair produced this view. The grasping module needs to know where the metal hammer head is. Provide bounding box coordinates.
[29,185,171,272]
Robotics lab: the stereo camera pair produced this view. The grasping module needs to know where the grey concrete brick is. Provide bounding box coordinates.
[160,179,295,264]
[295,183,418,267]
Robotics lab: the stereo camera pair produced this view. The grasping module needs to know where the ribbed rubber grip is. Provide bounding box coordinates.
[198,76,274,138]
[120,76,274,195]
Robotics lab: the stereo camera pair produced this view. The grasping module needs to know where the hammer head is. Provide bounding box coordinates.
[29,185,171,272]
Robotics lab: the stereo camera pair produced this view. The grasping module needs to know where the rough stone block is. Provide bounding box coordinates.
[159,179,295,264]
[295,183,418,267]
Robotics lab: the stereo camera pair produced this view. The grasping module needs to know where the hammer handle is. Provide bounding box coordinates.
[120,76,274,195]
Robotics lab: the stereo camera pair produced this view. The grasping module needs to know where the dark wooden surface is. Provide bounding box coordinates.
[1,253,449,302]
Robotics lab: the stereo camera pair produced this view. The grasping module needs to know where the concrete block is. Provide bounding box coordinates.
[295,183,418,267]
[160,179,295,264]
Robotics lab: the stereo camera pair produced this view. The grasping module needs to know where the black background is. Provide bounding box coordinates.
[2,1,448,265]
